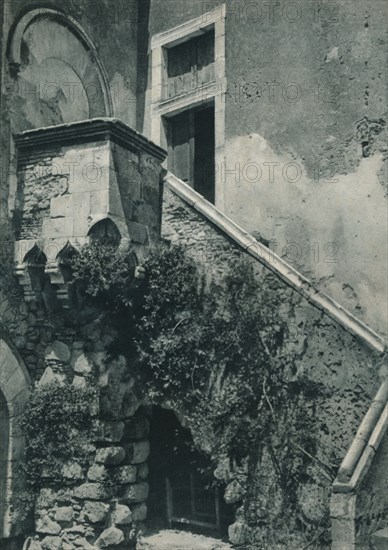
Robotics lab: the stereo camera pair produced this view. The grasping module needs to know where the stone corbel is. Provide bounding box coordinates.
[45,261,71,309]
[14,263,40,304]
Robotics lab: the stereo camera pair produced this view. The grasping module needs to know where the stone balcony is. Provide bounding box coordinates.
[13,118,167,308]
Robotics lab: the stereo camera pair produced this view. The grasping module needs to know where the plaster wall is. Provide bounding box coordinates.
[143,0,388,336]
[222,0,387,336]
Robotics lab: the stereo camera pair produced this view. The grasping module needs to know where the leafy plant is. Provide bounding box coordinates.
[20,383,97,488]
[128,243,328,538]
[69,240,137,308]
[66,240,329,543]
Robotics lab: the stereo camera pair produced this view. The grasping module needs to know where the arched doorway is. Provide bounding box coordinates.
[0,337,31,543]
[148,407,233,539]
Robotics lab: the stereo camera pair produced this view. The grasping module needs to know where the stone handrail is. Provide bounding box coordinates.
[333,379,388,490]
[164,171,387,355]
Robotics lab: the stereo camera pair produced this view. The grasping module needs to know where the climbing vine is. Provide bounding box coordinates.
[20,383,97,489]
[129,244,326,498]
[65,240,331,545]
[69,240,137,309]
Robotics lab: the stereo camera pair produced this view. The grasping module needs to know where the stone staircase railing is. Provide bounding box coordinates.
[330,380,388,549]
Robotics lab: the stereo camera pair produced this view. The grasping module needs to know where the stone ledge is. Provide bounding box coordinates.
[14,118,167,162]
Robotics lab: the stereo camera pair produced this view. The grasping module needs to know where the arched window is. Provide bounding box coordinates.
[0,337,30,540]
[87,219,121,245]
[24,244,47,293]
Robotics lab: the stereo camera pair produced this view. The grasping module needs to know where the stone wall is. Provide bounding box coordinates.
[162,182,385,547]
[0,117,166,548]
[27,331,150,550]
[355,432,388,547]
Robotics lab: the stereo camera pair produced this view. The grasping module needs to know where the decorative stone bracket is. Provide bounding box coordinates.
[13,118,167,308]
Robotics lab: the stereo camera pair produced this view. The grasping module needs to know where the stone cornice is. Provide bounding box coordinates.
[14,118,167,161]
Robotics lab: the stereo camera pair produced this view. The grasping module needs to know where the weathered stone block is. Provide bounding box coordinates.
[42,217,74,239]
[41,536,62,550]
[224,480,245,504]
[36,515,61,535]
[50,194,71,218]
[95,447,126,465]
[96,527,125,548]
[125,441,150,464]
[372,528,388,550]
[62,462,84,480]
[112,504,132,525]
[54,506,74,523]
[72,537,97,549]
[137,463,148,480]
[81,501,109,523]
[228,521,250,546]
[94,420,125,443]
[74,483,112,501]
[25,538,43,550]
[131,503,147,522]
[63,524,87,536]
[122,482,149,503]
[116,465,137,484]
[87,464,108,482]
[214,458,231,482]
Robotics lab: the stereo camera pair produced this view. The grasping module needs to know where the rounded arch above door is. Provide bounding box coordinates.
[7,7,113,130]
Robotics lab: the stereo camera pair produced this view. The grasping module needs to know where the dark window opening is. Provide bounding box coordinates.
[148,407,233,538]
[167,105,215,204]
[87,218,121,245]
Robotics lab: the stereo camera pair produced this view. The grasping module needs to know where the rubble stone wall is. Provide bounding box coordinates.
[162,184,385,546]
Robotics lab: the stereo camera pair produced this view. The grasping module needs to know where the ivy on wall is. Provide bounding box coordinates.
[20,383,96,489]
[42,240,331,544]
[131,243,332,544]
[69,240,137,308]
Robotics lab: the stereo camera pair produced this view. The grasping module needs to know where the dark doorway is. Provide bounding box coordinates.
[148,407,232,538]
[167,105,215,204]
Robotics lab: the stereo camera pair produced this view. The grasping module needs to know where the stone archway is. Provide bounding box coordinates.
[0,337,31,541]
[147,406,233,538]
[6,7,113,131]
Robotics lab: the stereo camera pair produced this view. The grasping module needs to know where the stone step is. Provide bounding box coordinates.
[138,530,233,550]
[372,528,388,550]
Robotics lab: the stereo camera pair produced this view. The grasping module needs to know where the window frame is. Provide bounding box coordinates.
[150,4,226,210]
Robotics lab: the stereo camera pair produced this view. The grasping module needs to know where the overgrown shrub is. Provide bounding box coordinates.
[20,383,97,488]
[132,245,329,509]
[69,240,137,308]
[66,240,331,544]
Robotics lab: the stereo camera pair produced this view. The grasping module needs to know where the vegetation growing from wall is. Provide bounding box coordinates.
[132,246,331,528]
[69,240,137,308]
[68,241,332,545]
[20,383,96,489]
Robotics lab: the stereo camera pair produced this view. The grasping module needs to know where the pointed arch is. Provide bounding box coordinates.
[88,218,122,245]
